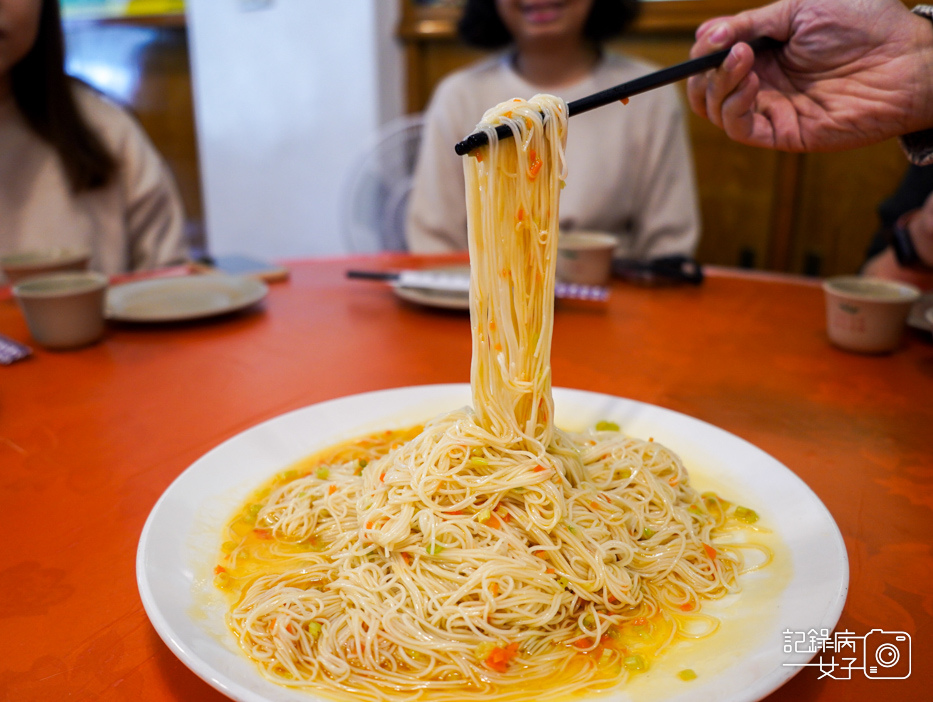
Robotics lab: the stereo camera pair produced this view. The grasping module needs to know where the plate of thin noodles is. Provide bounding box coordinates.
[138,94,846,702]
[137,384,847,702]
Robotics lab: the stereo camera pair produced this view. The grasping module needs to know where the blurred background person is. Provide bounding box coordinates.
[0,0,187,276]
[406,0,700,260]
[862,165,933,288]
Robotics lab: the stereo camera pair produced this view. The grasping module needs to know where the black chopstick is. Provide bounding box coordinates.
[346,270,399,281]
[454,37,782,155]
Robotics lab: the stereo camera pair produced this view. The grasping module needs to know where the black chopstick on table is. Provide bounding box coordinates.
[454,37,783,156]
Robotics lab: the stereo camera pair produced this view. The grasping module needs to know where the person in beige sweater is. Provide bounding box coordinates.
[406,0,700,260]
[0,0,187,277]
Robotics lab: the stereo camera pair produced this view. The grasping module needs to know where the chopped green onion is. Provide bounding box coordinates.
[734,506,759,524]
[582,615,595,629]
[642,527,655,539]
[677,669,697,681]
[475,642,495,660]
[426,543,445,556]
[305,621,322,638]
[624,654,646,672]
[316,466,330,479]
[595,420,620,432]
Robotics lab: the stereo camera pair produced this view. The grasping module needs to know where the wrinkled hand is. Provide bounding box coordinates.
[686,0,933,152]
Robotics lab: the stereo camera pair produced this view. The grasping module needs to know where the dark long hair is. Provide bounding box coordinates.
[458,0,641,49]
[10,0,116,192]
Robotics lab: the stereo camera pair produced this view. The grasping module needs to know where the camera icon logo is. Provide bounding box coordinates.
[863,629,911,679]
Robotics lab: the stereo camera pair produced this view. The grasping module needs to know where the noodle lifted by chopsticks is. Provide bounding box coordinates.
[216,95,764,701]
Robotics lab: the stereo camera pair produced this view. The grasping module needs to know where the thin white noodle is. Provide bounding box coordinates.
[219,95,765,701]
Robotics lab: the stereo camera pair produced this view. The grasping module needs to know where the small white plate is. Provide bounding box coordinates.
[137,385,848,702]
[106,274,267,322]
[392,265,470,311]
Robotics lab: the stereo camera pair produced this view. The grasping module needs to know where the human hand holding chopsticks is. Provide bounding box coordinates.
[686,0,933,154]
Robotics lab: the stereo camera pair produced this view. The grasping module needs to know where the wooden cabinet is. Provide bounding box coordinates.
[398,0,908,275]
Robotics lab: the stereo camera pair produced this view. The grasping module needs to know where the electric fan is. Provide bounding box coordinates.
[341,113,424,253]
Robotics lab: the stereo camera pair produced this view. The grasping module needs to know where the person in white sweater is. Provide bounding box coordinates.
[0,0,187,277]
[406,0,700,260]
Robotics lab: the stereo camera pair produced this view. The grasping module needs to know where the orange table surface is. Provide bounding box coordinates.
[1,254,930,701]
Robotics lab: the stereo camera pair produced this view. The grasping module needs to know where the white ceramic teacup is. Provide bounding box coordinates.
[13,271,109,350]
[0,248,90,285]
[556,231,617,286]
[822,276,920,354]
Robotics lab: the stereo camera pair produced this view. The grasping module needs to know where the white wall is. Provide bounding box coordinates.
[186,0,404,260]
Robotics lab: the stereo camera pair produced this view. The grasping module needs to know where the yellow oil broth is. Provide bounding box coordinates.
[214,426,422,595]
[213,425,774,697]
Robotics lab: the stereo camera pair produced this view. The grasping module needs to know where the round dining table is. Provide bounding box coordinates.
[1,253,930,702]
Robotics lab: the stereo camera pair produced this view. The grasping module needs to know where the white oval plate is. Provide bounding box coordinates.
[137,384,848,702]
[392,265,470,311]
[107,274,267,322]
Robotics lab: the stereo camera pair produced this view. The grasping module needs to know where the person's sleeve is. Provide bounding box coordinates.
[899,129,933,166]
[863,163,933,265]
[405,80,471,253]
[628,88,701,259]
[116,113,188,271]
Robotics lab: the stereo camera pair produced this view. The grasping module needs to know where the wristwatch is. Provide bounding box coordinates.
[889,209,933,270]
